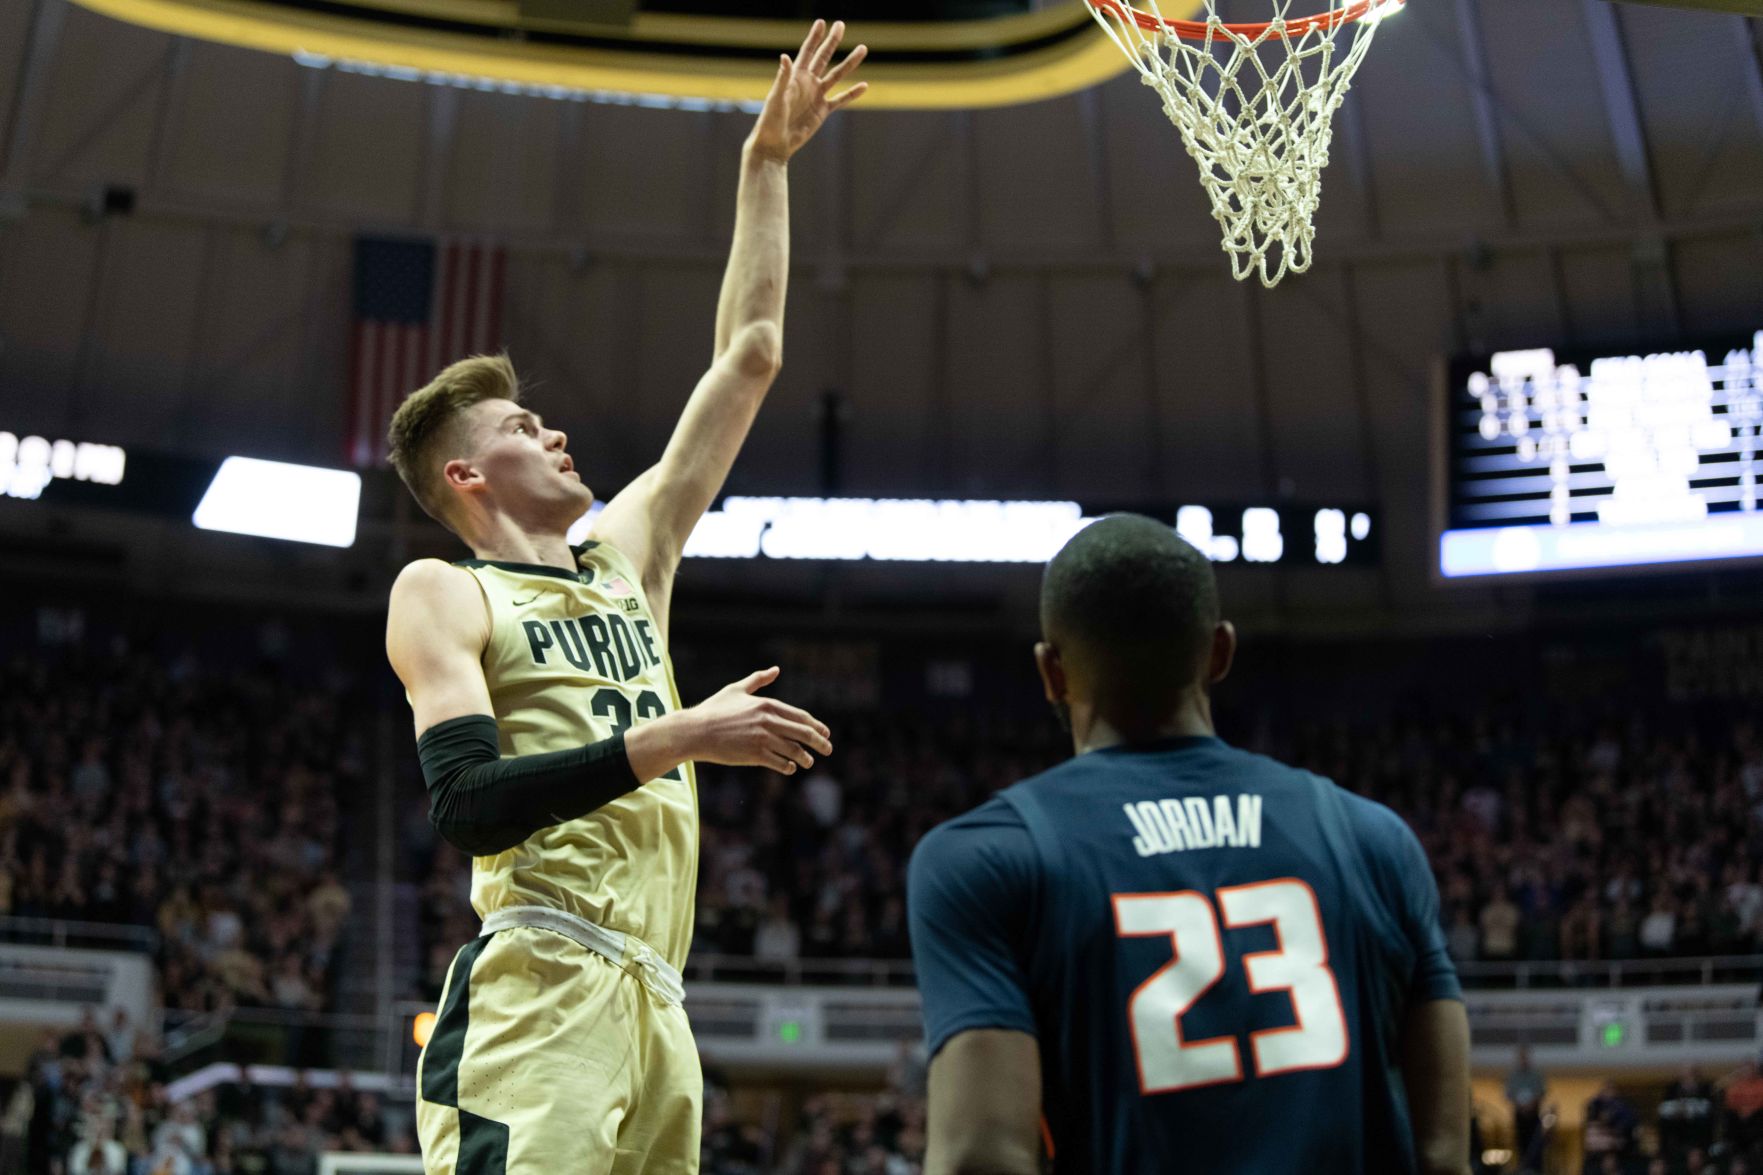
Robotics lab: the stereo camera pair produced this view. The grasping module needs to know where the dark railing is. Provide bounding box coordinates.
[0,915,157,953]
[682,953,916,987]
[1455,955,1763,990]
[161,1007,389,1075]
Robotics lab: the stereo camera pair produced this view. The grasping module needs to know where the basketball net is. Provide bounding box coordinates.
[1088,0,1404,287]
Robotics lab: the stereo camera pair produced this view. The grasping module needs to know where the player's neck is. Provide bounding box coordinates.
[1075,693,1215,754]
[465,517,577,573]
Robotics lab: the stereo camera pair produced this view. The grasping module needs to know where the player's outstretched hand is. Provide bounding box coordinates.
[685,666,833,776]
[747,19,869,164]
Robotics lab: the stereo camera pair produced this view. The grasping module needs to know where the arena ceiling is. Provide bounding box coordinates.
[62,0,1129,108]
[1,0,1762,623]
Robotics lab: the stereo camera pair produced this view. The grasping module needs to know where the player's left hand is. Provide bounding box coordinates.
[747,19,869,163]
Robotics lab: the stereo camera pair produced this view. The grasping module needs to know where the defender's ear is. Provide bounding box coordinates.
[1034,642,1066,706]
[1208,620,1237,686]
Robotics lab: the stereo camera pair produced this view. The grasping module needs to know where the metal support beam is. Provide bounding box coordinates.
[172,224,218,440]
[20,174,1763,278]
[1544,246,1575,348]
[926,270,951,491]
[958,110,982,255]
[551,99,585,234]
[1238,281,1277,497]
[698,110,718,244]
[856,120,951,250]
[1580,0,1659,221]
[1037,271,1059,494]
[414,84,459,229]
[1,0,64,188]
[281,63,326,214]
[1413,11,1618,223]
[1138,274,1168,498]
[1338,263,1394,609]
[67,219,114,432]
[1334,88,1380,240]
[34,52,169,185]
[1453,0,1514,227]
[1078,86,1116,252]
[1737,15,1763,144]
[144,38,191,193]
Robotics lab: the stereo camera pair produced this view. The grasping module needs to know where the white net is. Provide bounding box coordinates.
[1089,0,1403,287]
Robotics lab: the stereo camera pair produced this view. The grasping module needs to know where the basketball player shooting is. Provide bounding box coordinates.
[381,21,866,1174]
[909,515,1472,1175]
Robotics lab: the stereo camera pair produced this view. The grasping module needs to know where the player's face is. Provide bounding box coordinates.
[459,399,594,522]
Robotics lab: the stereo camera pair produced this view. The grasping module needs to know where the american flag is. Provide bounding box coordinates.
[346,236,507,468]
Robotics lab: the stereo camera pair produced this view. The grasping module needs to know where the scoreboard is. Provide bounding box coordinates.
[1439,332,1763,579]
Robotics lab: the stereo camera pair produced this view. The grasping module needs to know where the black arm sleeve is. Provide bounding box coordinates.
[416,714,642,857]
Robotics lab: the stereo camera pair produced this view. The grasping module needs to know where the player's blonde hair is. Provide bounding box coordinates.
[387,352,523,530]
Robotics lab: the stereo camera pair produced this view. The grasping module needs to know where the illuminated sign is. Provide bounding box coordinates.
[1441,333,1762,578]
[568,499,1377,566]
[192,457,361,548]
[0,431,126,500]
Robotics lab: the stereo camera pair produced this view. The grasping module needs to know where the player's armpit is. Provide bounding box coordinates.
[1401,999,1472,1175]
[385,559,495,736]
[925,1029,1043,1175]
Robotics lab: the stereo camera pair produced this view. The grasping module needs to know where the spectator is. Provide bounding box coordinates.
[1445,903,1478,962]
[753,897,801,963]
[803,770,843,830]
[1659,1064,1717,1159]
[1,1079,33,1173]
[1582,1081,1637,1171]
[1480,890,1521,962]
[1506,1046,1547,1171]
[66,1115,127,1175]
[1641,894,1679,956]
[1725,1061,1763,1162]
[1560,895,1602,962]
[101,1010,133,1070]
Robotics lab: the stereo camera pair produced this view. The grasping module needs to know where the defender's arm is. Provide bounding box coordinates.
[592,21,866,612]
[925,1029,1043,1175]
[1403,999,1473,1175]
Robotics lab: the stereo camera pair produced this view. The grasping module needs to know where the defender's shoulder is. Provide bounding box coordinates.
[909,796,1034,894]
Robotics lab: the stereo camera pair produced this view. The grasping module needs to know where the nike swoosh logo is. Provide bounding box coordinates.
[513,595,543,606]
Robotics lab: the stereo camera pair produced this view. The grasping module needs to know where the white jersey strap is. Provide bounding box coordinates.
[480,905,686,1007]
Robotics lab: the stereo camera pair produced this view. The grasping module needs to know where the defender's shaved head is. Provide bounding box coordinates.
[1039,514,1222,733]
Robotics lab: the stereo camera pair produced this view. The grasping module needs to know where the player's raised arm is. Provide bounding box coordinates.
[592,20,868,603]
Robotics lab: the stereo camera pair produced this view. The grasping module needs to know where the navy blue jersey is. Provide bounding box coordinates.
[908,736,1459,1175]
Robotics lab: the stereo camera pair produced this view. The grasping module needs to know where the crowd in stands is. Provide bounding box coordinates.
[545,700,1759,974]
[1492,1049,1763,1175]
[13,606,1763,1173]
[1281,710,1763,969]
[9,1008,414,1175]
[0,622,372,1174]
[0,636,363,1015]
[408,709,1067,992]
[702,1045,929,1175]
[406,694,1763,1004]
